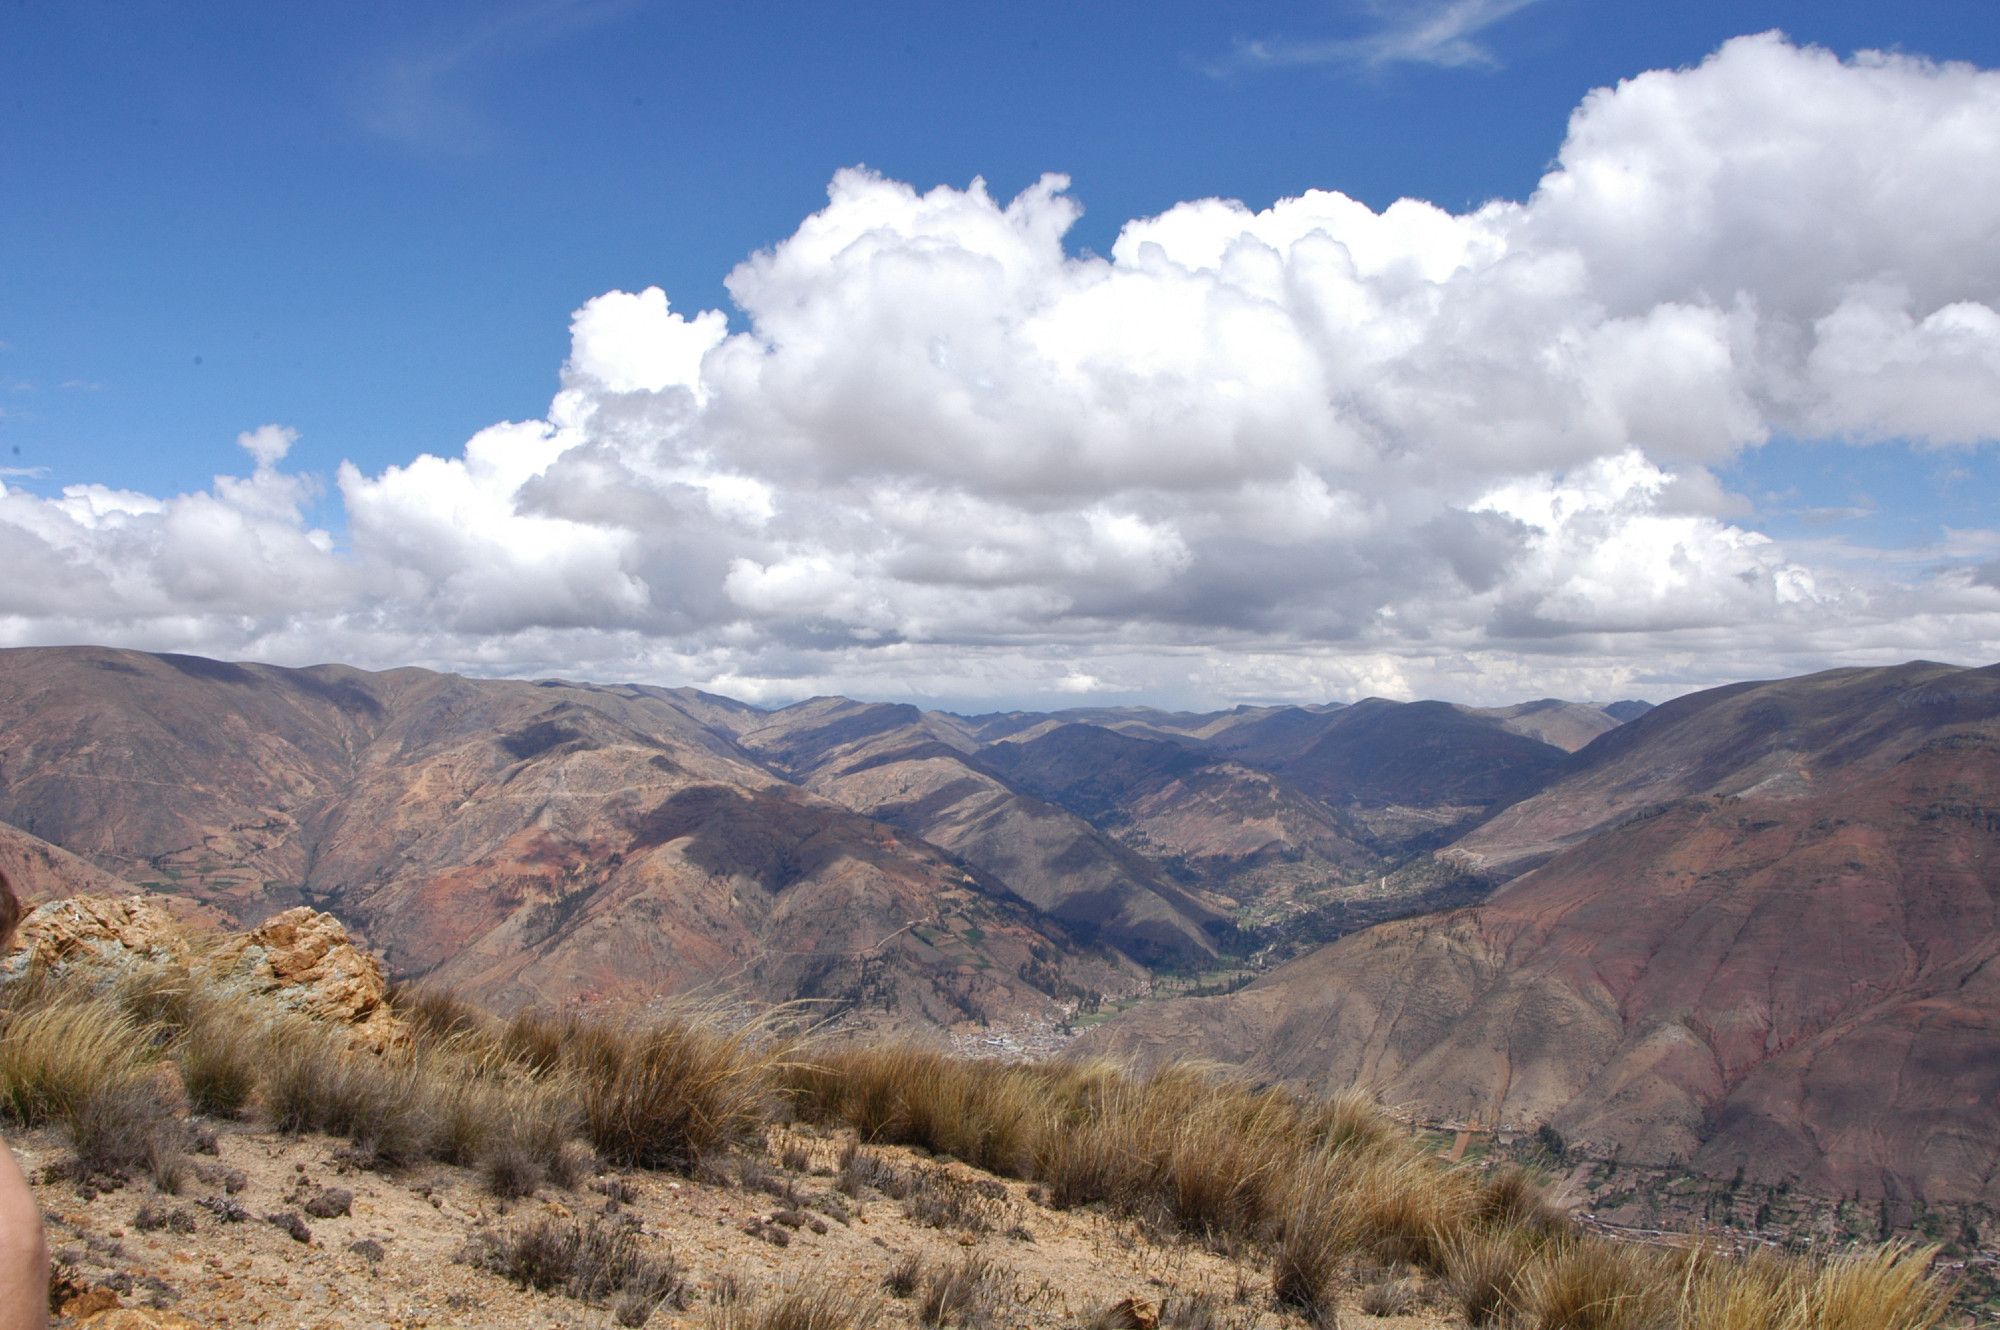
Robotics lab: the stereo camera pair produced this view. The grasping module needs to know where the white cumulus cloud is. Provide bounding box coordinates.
[1,33,1997,707]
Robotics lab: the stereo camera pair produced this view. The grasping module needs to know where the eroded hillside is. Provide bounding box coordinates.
[1083,662,2000,1209]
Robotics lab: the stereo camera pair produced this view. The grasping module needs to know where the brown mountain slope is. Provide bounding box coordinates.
[1082,662,2000,1205]
[0,647,1131,1026]
[0,819,144,903]
[1451,660,1982,877]
[731,699,1226,965]
[976,699,1573,867]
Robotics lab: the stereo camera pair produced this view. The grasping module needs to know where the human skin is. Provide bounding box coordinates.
[0,870,48,1330]
[0,1145,45,1329]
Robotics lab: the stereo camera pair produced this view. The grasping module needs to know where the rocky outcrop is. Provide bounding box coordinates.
[2,893,406,1052]
[4,894,192,977]
[208,906,403,1052]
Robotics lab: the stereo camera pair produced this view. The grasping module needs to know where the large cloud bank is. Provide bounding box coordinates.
[6,34,1999,705]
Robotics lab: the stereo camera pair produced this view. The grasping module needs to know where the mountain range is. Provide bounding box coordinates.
[0,645,1602,1025]
[2,643,1993,1211]
[1083,661,2000,1206]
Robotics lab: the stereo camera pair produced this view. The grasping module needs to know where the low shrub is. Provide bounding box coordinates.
[473,1214,685,1316]
[1358,1277,1421,1317]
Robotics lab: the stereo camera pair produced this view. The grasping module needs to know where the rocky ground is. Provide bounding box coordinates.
[24,1119,1454,1330]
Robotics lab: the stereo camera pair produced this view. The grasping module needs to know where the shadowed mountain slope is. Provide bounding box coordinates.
[730,699,1228,965]
[1082,661,2000,1204]
[0,819,145,905]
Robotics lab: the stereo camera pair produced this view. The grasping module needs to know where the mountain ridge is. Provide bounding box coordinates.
[1080,659,2000,1206]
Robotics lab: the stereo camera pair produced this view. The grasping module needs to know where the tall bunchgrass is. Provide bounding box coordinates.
[573,1011,785,1170]
[0,975,189,1185]
[0,958,1961,1329]
[784,1042,1954,1330]
[711,1280,887,1330]
[1795,1242,1954,1330]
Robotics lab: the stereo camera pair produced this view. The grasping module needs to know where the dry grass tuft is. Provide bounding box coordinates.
[575,1014,779,1171]
[1516,1238,1673,1330]
[0,982,188,1186]
[1798,1242,1954,1330]
[260,1020,440,1165]
[883,1253,924,1298]
[174,998,262,1117]
[393,983,494,1048]
[1475,1164,1573,1243]
[1442,1230,1535,1326]
[917,1253,1007,1330]
[710,1280,886,1330]
[1671,1245,1799,1330]
[429,1049,581,1187]
[110,963,203,1034]
[1269,1179,1347,1325]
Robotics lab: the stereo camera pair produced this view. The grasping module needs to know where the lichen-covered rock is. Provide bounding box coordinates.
[208,906,405,1052]
[2,894,190,980]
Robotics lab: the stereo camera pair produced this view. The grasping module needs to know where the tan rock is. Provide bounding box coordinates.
[77,1310,206,1330]
[4,894,191,977]
[208,907,405,1052]
[1097,1295,1158,1330]
[59,1285,122,1318]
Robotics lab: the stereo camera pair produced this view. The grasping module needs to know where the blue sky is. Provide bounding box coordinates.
[1,1,1997,706]
[8,0,1997,497]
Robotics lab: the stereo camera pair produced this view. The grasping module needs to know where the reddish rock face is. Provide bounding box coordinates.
[4,891,410,1052]
[210,906,404,1052]
[1086,662,2000,1205]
